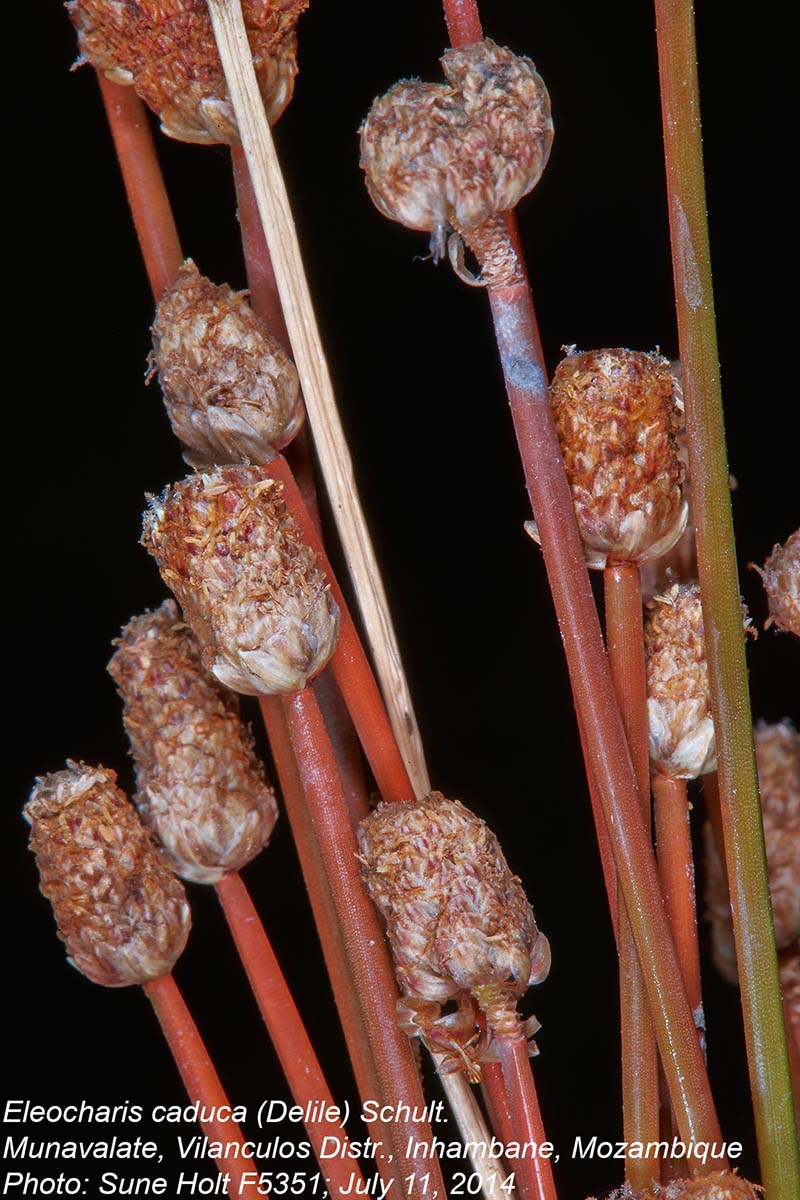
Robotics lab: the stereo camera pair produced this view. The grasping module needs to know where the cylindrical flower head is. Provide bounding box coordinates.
[141,466,340,695]
[68,0,306,142]
[108,601,279,884]
[24,763,191,987]
[546,348,687,568]
[609,1173,760,1200]
[360,39,552,254]
[150,260,303,468]
[645,583,725,779]
[705,720,800,983]
[754,528,800,636]
[358,792,549,1039]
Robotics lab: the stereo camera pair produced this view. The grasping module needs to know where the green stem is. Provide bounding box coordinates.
[654,3,800,1194]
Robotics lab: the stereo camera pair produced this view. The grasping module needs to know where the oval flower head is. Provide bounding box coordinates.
[68,0,306,142]
[752,527,800,636]
[360,39,553,259]
[24,763,191,987]
[705,720,800,984]
[358,793,550,1077]
[142,466,340,696]
[596,1172,760,1200]
[150,261,303,469]
[537,348,687,568]
[109,601,279,884]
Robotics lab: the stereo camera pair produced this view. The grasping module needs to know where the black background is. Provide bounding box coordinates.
[6,3,798,1198]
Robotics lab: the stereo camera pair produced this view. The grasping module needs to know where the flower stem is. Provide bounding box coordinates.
[143,974,261,1198]
[214,871,367,1200]
[654,3,799,1193]
[95,75,182,301]
[494,1036,558,1200]
[604,564,660,1191]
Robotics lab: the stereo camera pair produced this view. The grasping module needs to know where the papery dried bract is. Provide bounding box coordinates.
[24,762,190,986]
[645,583,718,779]
[360,39,553,256]
[546,348,687,568]
[142,466,340,695]
[358,792,549,1061]
[754,528,800,636]
[109,601,279,883]
[150,261,302,468]
[69,0,306,142]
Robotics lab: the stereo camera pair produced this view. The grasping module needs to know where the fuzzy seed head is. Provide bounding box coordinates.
[24,763,191,987]
[68,0,306,142]
[142,466,340,695]
[360,39,553,251]
[645,583,717,779]
[705,720,800,983]
[358,792,548,1039]
[150,261,302,468]
[755,529,800,636]
[108,601,279,883]
[595,1172,761,1200]
[548,349,687,568]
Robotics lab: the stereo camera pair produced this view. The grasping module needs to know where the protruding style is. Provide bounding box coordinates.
[150,260,303,468]
[68,0,307,142]
[142,466,340,695]
[109,601,279,883]
[753,528,800,636]
[360,39,552,259]
[542,348,687,569]
[358,792,550,1077]
[24,763,190,986]
[706,720,800,982]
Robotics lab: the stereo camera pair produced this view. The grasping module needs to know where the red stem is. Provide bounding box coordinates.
[495,1037,558,1200]
[143,974,261,1199]
[442,0,483,46]
[214,872,366,1200]
[96,76,182,301]
[282,688,446,1196]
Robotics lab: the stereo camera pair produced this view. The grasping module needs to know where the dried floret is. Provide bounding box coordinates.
[360,39,552,258]
[542,348,687,569]
[142,466,340,695]
[150,261,302,468]
[705,721,800,982]
[358,792,549,1074]
[24,762,190,986]
[69,0,306,142]
[109,601,279,883]
[753,529,800,636]
[645,583,717,779]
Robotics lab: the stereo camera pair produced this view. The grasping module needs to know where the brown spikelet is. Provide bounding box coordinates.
[108,601,279,883]
[705,720,800,982]
[24,763,191,987]
[753,529,800,636]
[545,348,687,568]
[141,466,340,696]
[779,947,800,1040]
[68,0,307,142]
[358,792,550,1067]
[360,39,552,258]
[149,260,302,468]
[590,1171,761,1200]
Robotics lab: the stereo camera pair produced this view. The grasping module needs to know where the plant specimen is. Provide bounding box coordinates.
[10,3,798,1200]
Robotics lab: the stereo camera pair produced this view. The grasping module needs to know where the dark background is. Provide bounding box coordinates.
[6,3,797,1198]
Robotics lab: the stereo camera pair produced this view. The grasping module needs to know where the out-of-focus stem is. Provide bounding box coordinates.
[214,872,366,1200]
[96,75,182,301]
[654,4,799,1194]
[283,688,446,1198]
[143,974,261,1199]
[653,774,703,1044]
[495,1037,558,1200]
[605,564,660,1191]
[207,0,430,799]
[576,715,619,943]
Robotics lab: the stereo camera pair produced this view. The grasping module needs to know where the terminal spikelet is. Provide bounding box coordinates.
[109,601,279,883]
[150,260,302,468]
[753,529,800,636]
[69,0,307,142]
[24,762,190,986]
[141,465,340,696]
